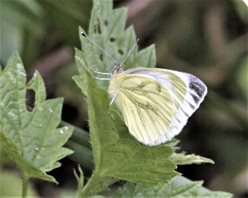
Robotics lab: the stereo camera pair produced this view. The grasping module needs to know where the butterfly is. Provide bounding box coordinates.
[82,32,207,146]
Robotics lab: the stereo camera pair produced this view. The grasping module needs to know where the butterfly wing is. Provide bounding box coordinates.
[109,67,207,146]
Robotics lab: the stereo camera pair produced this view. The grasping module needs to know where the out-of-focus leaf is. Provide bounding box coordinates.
[0,0,43,65]
[237,56,248,100]
[234,0,248,23]
[37,0,92,46]
[0,169,37,197]
[114,176,233,198]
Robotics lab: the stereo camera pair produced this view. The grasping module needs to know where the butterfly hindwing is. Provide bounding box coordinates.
[115,75,177,145]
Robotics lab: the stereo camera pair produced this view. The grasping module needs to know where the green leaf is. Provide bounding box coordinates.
[73,47,91,96]
[75,0,156,91]
[168,142,214,165]
[79,70,178,196]
[74,0,217,196]
[237,56,248,100]
[114,176,233,198]
[0,53,73,183]
[169,153,214,165]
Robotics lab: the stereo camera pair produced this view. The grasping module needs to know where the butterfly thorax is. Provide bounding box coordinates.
[111,63,123,75]
[108,64,123,100]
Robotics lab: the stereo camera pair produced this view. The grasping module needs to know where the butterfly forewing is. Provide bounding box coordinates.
[109,67,207,146]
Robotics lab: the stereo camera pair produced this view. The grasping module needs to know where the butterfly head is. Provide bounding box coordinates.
[81,32,138,78]
[112,63,124,76]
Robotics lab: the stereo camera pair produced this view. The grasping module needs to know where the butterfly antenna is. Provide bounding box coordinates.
[81,32,118,63]
[119,38,139,67]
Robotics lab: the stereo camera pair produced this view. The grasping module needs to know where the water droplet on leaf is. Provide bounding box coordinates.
[38,107,44,111]
[8,112,17,119]
[19,71,26,76]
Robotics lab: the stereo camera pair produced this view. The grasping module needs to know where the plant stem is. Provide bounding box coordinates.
[60,120,91,148]
[66,140,94,171]
[22,173,29,198]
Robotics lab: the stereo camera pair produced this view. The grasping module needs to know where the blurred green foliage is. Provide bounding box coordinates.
[0,169,37,197]
[0,0,247,197]
[1,0,91,66]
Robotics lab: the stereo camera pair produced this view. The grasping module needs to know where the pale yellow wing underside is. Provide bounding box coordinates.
[108,67,207,146]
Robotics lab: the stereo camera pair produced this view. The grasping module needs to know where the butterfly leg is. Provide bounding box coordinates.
[93,71,112,76]
[94,76,111,81]
[93,71,112,80]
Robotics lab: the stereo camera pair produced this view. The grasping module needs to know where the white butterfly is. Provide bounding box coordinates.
[82,33,207,146]
[108,66,207,146]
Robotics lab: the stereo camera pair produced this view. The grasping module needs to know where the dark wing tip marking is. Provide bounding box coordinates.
[191,93,200,104]
[189,75,206,98]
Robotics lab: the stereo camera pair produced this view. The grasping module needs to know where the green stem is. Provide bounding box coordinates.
[66,140,94,171]
[21,173,29,198]
[60,120,91,148]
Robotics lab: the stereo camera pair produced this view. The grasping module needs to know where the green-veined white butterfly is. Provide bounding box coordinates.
[82,32,207,146]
